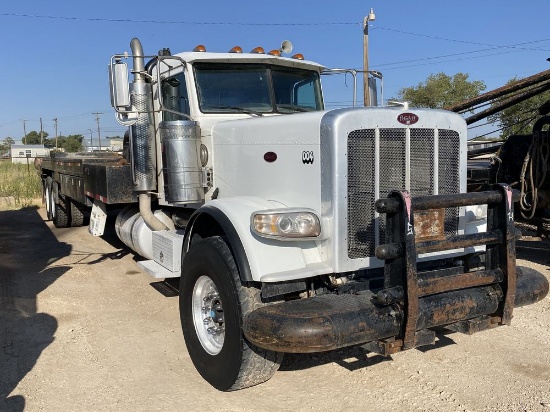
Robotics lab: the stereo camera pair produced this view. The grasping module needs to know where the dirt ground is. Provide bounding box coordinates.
[1,206,550,412]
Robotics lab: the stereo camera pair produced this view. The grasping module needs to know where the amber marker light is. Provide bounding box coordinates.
[267,49,281,56]
[229,46,243,53]
[291,53,304,60]
[193,45,206,52]
[250,46,265,54]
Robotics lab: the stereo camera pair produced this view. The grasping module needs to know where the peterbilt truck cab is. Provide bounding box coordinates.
[104,38,548,391]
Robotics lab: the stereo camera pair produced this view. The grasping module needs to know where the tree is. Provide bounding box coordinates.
[62,134,84,152]
[24,130,49,145]
[488,77,550,138]
[0,137,14,156]
[397,72,486,110]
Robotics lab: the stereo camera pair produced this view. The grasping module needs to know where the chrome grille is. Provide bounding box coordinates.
[347,128,460,259]
[379,129,406,199]
[347,130,376,259]
[410,129,435,194]
[438,130,460,236]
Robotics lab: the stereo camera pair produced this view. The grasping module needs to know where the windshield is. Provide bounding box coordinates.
[194,63,323,114]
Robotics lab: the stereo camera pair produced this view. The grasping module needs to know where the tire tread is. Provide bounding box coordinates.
[208,236,282,391]
[181,236,283,391]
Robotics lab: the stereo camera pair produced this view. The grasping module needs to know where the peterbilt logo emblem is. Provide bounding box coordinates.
[397,113,419,125]
[302,151,314,164]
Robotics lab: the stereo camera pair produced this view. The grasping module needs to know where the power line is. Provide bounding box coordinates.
[373,25,550,52]
[4,11,550,57]
[0,13,360,26]
[373,38,550,70]
[371,49,533,72]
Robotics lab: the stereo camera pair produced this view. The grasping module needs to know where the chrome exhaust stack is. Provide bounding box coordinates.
[129,37,167,231]
[129,37,156,193]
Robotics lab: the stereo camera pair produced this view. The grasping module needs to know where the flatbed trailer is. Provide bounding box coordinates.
[38,152,135,228]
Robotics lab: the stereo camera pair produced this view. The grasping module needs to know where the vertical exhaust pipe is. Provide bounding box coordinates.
[130,37,167,231]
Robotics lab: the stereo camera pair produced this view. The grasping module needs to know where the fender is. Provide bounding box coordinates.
[184,203,254,282]
[185,197,332,283]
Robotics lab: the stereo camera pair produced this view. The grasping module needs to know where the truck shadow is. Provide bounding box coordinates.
[279,346,392,373]
[279,331,457,374]
[0,208,72,412]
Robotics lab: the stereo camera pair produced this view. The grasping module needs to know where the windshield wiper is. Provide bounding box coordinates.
[276,104,312,113]
[205,105,264,116]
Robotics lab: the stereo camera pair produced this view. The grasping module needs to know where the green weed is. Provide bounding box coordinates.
[0,160,43,210]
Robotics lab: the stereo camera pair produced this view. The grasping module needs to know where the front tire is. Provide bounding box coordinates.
[179,236,283,391]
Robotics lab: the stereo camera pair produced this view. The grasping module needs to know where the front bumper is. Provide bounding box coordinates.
[244,266,548,353]
[245,186,548,354]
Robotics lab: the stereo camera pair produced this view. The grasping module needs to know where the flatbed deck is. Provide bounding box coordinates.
[39,153,135,205]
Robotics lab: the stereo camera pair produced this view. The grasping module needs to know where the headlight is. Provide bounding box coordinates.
[251,209,321,240]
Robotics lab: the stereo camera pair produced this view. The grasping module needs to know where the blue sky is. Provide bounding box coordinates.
[1,0,550,143]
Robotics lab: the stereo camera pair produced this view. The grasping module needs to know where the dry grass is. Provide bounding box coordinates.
[0,160,43,211]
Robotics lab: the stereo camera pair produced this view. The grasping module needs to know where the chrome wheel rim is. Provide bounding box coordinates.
[192,275,225,355]
[45,185,51,214]
[49,188,56,219]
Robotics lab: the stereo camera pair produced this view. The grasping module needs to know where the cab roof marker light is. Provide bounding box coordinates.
[291,53,304,60]
[251,209,321,240]
[229,46,243,53]
[250,46,265,54]
[268,49,281,56]
[193,45,206,52]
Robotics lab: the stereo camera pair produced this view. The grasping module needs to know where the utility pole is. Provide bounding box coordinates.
[40,117,44,145]
[22,119,27,144]
[53,118,58,149]
[92,112,103,151]
[363,8,376,107]
[88,129,93,152]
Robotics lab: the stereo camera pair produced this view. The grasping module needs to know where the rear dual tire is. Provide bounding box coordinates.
[43,177,87,228]
[70,200,87,227]
[51,183,69,228]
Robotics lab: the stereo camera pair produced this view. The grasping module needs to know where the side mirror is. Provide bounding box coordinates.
[109,60,131,109]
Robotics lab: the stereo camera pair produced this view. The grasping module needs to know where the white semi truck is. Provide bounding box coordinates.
[38,38,548,391]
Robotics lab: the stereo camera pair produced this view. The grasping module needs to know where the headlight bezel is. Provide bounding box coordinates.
[251,208,322,240]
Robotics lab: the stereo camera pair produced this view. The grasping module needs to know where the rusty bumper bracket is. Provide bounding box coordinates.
[375,184,518,351]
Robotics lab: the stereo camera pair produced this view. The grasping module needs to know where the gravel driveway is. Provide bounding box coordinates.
[1,207,550,412]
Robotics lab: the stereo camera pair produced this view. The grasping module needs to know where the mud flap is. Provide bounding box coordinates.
[89,199,107,236]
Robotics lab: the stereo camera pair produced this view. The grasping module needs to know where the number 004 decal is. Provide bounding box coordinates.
[302,151,314,164]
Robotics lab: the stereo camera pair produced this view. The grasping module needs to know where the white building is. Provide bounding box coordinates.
[11,144,50,164]
[84,138,123,153]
